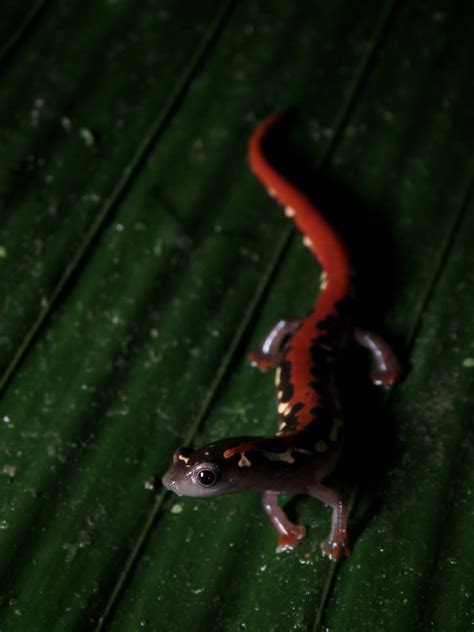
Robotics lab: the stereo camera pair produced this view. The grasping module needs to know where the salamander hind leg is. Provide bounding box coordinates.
[262,491,306,552]
[248,318,301,370]
[309,483,351,561]
[354,327,401,388]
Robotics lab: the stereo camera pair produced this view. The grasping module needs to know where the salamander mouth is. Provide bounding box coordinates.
[162,471,181,495]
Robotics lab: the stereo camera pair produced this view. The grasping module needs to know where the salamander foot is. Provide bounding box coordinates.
[320,534,351,561]
[370,369,399,388]
[276,525,306,553]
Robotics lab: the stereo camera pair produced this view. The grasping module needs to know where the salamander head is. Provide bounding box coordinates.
[162,435,316,497]
[162,439,255,498]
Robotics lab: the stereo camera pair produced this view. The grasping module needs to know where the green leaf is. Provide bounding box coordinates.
[0,2,47,62]
[0,1,473,631]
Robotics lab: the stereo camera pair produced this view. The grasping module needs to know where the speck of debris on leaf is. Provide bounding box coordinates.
[80,127,96,147]
[144,476,159,491]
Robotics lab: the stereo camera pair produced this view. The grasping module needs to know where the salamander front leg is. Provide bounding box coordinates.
[248,319,301,370]
[262,491,306,552]
[309,483,351,561]
[354,328,400,387]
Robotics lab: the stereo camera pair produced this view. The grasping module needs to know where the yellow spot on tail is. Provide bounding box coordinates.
[278,401,290,414]
[284,206,295,218]
[315,440,328,453]
[303,235,313,249]
[268,187,277,198]
[274,367,281,387]
[238,453,252,467]
[320,271,328,290]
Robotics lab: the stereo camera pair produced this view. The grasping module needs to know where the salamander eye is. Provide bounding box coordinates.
[195,464,220,487]
[197,470,217,486]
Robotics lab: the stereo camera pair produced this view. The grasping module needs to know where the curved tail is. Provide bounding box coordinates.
[248,112,351,308]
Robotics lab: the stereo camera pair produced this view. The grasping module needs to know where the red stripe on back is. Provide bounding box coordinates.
[248,113,351,431]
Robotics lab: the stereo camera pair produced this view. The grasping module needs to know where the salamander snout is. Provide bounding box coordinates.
[161,469,181,495]
[161,458,224,497]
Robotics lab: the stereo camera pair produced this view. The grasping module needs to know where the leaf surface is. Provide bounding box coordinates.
[0,1,472,631]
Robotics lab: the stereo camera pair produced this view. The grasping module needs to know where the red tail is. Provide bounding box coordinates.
[248,113,351,309]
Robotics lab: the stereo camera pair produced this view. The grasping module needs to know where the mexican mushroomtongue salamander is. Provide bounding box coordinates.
[162,112,399,560]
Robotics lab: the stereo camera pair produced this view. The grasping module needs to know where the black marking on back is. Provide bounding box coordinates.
[300,389,338,444]
[279,402,305,432]
[316,314,339,331]
[278,359,294,402]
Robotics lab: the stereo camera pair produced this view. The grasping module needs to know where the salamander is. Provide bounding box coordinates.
[162,112,400,560]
